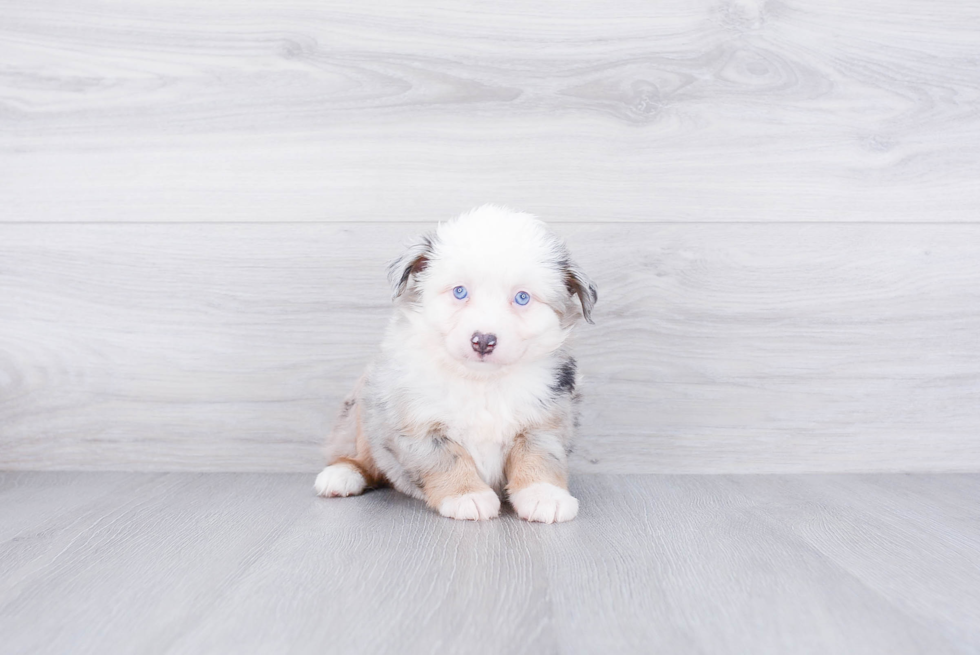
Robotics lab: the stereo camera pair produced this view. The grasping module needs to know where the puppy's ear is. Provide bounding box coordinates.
[562,259,598,324]
[387,234,434,299]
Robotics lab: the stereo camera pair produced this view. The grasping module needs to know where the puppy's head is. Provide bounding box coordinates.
[388,205,597,374]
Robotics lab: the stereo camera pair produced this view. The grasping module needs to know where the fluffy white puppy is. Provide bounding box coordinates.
[314,205,597,523]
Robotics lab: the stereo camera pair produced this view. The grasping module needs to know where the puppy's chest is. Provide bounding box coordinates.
[436,383,539,445]
[419,374,553,487]
[443,393,523,489]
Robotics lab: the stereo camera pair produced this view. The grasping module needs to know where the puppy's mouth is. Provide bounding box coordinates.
[461,350,504,370]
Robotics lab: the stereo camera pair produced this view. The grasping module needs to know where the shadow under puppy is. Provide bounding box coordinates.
[315,205,597,523]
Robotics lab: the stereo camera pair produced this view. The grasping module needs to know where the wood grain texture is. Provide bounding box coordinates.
[1,472,978,654]
[1,222,978,472]
[2,0,979,223]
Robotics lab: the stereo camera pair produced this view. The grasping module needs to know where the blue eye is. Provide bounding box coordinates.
[515,291,530,306]
[453,286,468,300]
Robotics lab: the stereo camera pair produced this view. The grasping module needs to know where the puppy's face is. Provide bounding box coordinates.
[390,206,596,374]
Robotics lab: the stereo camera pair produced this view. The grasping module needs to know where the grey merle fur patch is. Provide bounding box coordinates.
[552,358,577,395]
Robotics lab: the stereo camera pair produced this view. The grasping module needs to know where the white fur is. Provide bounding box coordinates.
[439,489,502,521]
[509,483,579,524]
[381,342,559,490]
[319,205,596,523]
[379,206,576,488]
[314,464,366,498]
[412,206,571,373]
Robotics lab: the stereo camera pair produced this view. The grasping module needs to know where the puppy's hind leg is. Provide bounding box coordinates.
[315,463,368,498]
[315,377,385,498]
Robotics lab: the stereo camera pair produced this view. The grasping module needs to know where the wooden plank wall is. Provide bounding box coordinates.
[1,0,978,472]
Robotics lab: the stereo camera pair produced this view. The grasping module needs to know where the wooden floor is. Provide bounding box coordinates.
[1,472,978,654]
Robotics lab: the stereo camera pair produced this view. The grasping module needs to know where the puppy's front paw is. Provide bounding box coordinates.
[438,489,501,521]
[509,483,579,524]
[314,464,366,498]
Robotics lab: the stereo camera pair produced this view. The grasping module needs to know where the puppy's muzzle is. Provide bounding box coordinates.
[471,332,497,356]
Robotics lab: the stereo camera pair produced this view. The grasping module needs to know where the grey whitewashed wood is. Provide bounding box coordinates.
[1,472,978,654]
[726,475,980,644]
[2,0,979,223]
[2,222,979,472]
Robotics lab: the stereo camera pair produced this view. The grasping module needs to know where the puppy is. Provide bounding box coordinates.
[314,205,597,523]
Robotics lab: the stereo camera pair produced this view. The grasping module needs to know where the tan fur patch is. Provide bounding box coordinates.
[504,433,568,494]
[330,402,386,488]
[417,440,490,508]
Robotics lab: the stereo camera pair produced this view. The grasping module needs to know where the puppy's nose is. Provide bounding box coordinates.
[471,332,497,356]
